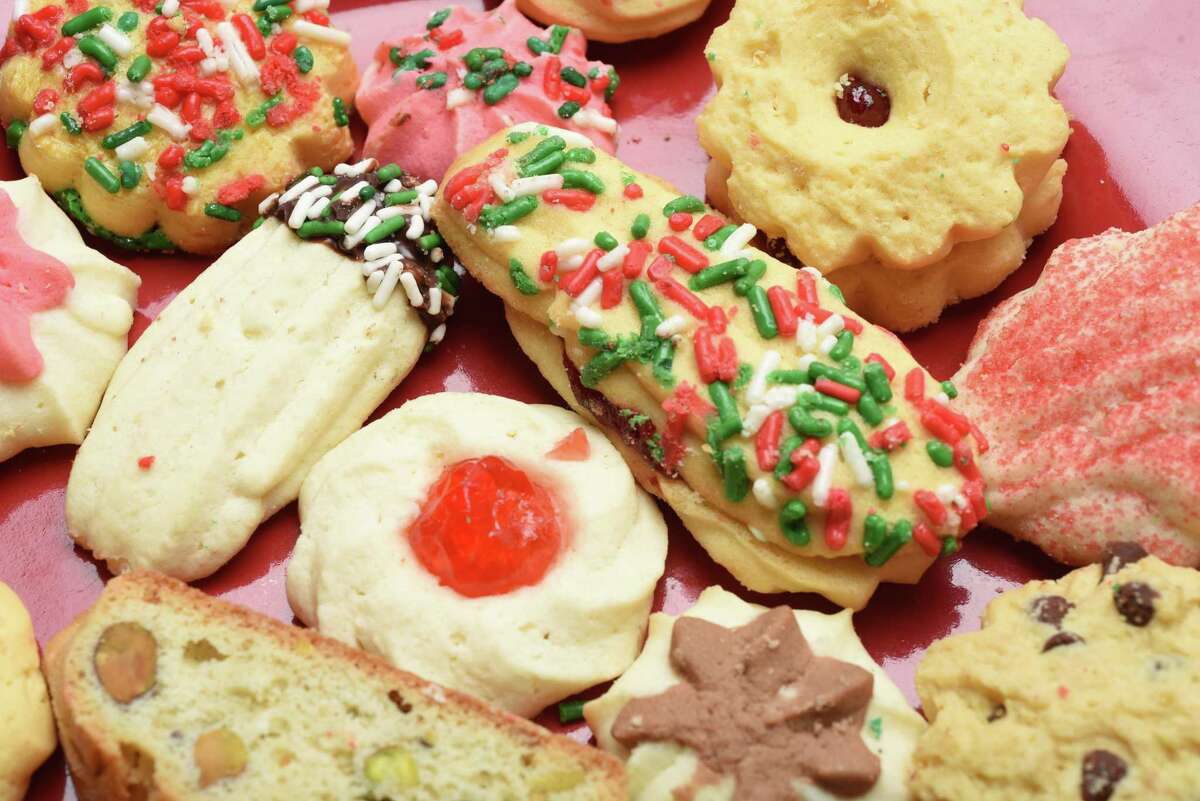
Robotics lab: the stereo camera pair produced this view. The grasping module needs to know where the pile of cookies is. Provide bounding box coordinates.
[1,0,1197,799]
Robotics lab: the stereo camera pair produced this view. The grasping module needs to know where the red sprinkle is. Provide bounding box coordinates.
[543,55,562,100]
[868,420,912,451]
[657,236,708,273]
[542,188,595,211]
[137,455,156,470]
[559,249,602,297]
[796,271,818,304]
[270,31,297,54]
[953,439,982,481]
[538,250,558,283]
[157,143,185,168]
[232,13,265,60]
[692,214,725,241]
[77,81,116,114]
[32,88,59,115]
[824,489,852,550]
[782,452,820,492]
[755,410,785,471]
[600,267,623,309]
[661,382,714,472]
[794,300,832,324]
[668,212,692,232]
[40,36,75,70]
[654,274,708,320]
[963,479,988,520]
[623,182,643,200]
[561,83,590,104]
[546,427,590,461]
[815,377,861,404]
[66,61,104,91]
[904,368,925,402]
[81,106,115,131]
[766,286,797,336]
[841,315,863,335]
[912,522,941,557]
[914,489,948,526]
[621,240,651,279]
[301,8,329,25]
[919,405,963,445]
[216,173,265,204]
[865,352,895,381]
[692,327,737,383]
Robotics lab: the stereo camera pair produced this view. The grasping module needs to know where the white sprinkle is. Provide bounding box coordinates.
[819,334,838,355]
[362,255,394,276]
[896,480,911,492]
[573,305,603,327]
[365,268,385,293]
[258,192,280,215]
[796,318,819,353]
[181,176,199,195]
[655,315,688,338]
[507,121,593,149]
[416,179,438,196]
[363,242,397,261]
[749,526,767,542]
[839,432,874,487]
[114,136,149,161]
[719,223,757,258]
[430,323,447,344]
[293,0,329,12]
[196,28,215,56]
[816,314,845,339]
[338,181,369,202]
[489,172,514,203]
[509,173,563,197]
[741,386,802,435]
[12,0,28,20]
[377,204,414,221]
[28,113,57,137]
[278,174,319,204]
[398,271,423,306]
[406,214,424,240]
[344,199,378,235]
[161,0,179,14]
[746,350,781,405]
[932,392,951,407]
[62,47,83,69]
[306,196,330,219]
[812,443,839,507]
[383,179,405,193]
[115,83,136,104]
[489,224,519,243]
[555,237,591,261]
[446,87,474,110]
[97,24,132,56]
[935,484,959,505]
[796,354,817,373]
[291,19,351,46]
[428,287,443,316]
[752,478,778,509]
[215,21,258,84]
[418,194,433,221]
[597,243,628,272]
[372,261,403,308]
[199,57,218,76]
[801,266,823,280]
[144,163,157,181]
[431,247,444,263]
[147,104,191,140]
[342,216,379,249]
[572,108,617,134]
[288,192,319,228]
[334,158,376,177]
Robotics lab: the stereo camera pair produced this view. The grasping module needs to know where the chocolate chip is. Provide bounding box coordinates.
[986,704,1006,722]
[1114,582,1159,626]
[1081,749,1127,801]
[1029,595,1074,627]
[1101,542,1148,577]
[387,690,412,714]
[1043,631,1084,652]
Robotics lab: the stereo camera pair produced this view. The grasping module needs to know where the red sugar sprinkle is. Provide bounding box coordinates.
[66,61,104,91]
[561,83,590,104]
[794,300,832,324]
[661,382,714,472]
[271,31,298,54]
[232,13,265,60]
[32,87,58,114]
[41,36,75,70]
[623,182,643,200]
[868,421,912,451]
[137,455,156,470]
[824,489,852,550]
[692,327,737,383]
[668,212,692,232]
[216,173,265,204]
[542,188,595,211]
[157,144,184,168]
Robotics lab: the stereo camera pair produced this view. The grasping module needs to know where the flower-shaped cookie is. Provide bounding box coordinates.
[0,0,356,253]
[697,0,1070,271]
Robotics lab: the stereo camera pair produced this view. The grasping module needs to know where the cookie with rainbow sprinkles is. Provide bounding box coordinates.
[0,0,356,253]
[433,124,989,610]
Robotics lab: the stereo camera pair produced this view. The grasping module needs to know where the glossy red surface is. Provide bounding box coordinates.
[2,1,1197,797]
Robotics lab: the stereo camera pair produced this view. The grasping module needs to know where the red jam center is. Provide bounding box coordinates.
[407,456,565,598]
[836,75,891,128]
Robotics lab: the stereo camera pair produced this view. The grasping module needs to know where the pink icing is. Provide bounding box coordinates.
[0,189,74,384]
[356,0,618,182]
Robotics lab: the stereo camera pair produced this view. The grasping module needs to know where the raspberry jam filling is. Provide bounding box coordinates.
[407,456,565,598]
[836,75,891,128]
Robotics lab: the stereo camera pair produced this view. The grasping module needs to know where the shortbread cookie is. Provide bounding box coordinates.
[0,582,56,801]
[516,0,711,44]
[586,586,924,800]
[433,126,989,609]
[912,546,1200,801]
[66,160,457,582]
[357,0,618,184]
[289,392,667,717]
[0,0,356,253]
[953,204,1200,567]
[44,570,626,801]
[0,175,138,462]
[697,0,1069,326]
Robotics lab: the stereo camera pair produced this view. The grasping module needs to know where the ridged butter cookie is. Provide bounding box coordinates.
[516,0,711,44]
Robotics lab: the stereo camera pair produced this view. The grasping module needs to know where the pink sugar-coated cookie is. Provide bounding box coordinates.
[954,204,1200,567]
[356,0,618,183]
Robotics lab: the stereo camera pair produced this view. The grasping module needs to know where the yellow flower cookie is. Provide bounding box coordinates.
[0,0,356,253]
[697,0,1070,325]
[515,0,711,44]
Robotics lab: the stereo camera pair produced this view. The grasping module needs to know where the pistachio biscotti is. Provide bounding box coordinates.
[44,571,626,801]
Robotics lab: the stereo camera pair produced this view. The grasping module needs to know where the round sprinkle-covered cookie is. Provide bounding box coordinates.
[912,545,1200,801]
[516,0,712,44]
[0,0,357,253]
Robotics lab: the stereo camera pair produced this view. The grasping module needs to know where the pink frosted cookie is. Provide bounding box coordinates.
[356,0,619,182]
[953,204,1200,567]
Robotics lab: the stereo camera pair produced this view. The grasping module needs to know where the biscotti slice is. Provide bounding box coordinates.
[44,572,626,801]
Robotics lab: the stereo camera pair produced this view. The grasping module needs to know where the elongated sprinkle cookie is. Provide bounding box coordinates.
[433,124,989,609]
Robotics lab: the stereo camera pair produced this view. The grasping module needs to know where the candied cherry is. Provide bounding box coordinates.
[836,74,891,128]
[407,456,564,597]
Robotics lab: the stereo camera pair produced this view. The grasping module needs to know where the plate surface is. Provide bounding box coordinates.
[2,1,1197,798]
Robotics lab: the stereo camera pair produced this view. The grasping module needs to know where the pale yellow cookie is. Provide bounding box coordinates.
[516,0,711,44]
[912,549,1200,801]
[697,0,1070,323]
[0,0,357,253]
[0,582,56,801]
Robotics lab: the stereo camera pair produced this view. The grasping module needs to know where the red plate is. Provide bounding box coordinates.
[3,1,1197,798]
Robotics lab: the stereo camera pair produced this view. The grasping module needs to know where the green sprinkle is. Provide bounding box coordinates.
[512,61,533,77]
[332,97,350,127]
[506,130,531,145]
[868,452,894,500]
[53,188,174,251]
[788,406,833,438]
[508,257,540,295]
[941,379,959,399]
[264,3,291,21]
[385,189,418,206]
[251,216,265,230]
[358,185,377,201]
[581,349,625,387]
[361,214,407,244]
[662,194,705,216]
[594,231,618,251]
[297,220,345,239]
[435,265,460,296]
[59,112,82,135]
[808,362,866,392]
[941,536,959,556]
[631,213,650,240]
[866,520,912,567]
[689,258,748,291]
[204,202,241,222]
[560,169,604,194]
[563,147,595,164]
[732,259,766,296]
[708,380,742,441]
[518,152,564,178]
[463,47,503,71]
[245,109,266,127]
[83,157,120,193]
[704,223,738,251]
[557,699,585,724]
[629,279,665,339]
[802,391,849,417]
[426,6,451,28]
[733,362,753,391]
[621,171,636,186]
[577,327,610,349]
[101,119,151,150]
[255,13,272,36]
[62,6,112,36]
[417,232,442,252]
[830,329,854,361]
[479,195,538,229]
[863,362,893,403]
[483,73,520,105]
[519,136,566,165]
[253,0,291,9]
[720,447,749,502]
[480,57,509,79]
[653,340,676,387]
[769,370,810,385]
[779,499,810,545]
[392,48,434,73]
[747,284,778,339]
[377,163,402,183]
[117,159,141,189]
[604,67,620,101]
[556,101,581,119]
[828,283,846,303]
[116,10,139,31]
[706,51,716,61]
[774,436,804,479]
[78,34,118,70]
[868,717,883,739]
[416,71,447,90]
[857,393,884,426]
[927,439,954,467]
[560,65,586,87]
[863,514,887,553]
[547,24,569,53]
[836,417,868,451]
[5,120,27,149]
[526,36,547,55]
[293,45,314,74]
[459,71,480,90]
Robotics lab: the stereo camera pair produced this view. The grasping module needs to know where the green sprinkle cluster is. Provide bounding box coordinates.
[526,24,570,56]
[54,189,175,251]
